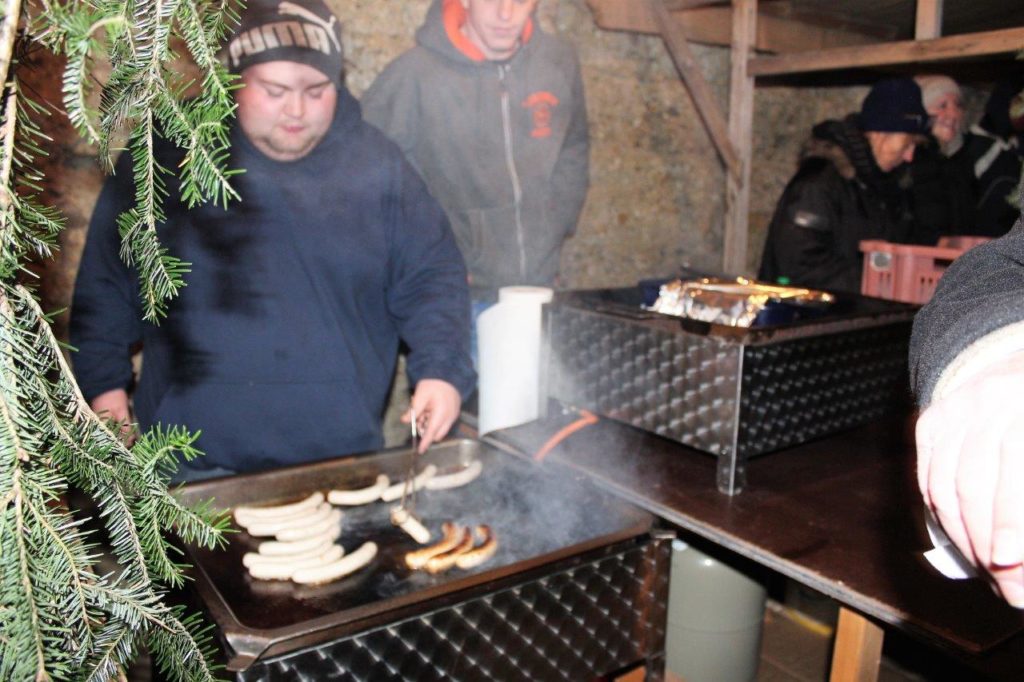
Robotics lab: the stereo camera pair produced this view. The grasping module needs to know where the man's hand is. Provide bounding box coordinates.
[90,388,136,444]
[916,354,1024,607]
[403,379,461,453]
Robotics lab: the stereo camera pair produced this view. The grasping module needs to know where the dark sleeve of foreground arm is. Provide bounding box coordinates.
[910,218,1024,405]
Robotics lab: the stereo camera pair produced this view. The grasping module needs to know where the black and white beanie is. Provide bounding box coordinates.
[226,0,343,89]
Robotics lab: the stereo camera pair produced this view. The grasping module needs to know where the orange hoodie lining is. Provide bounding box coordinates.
[442,0,534,63]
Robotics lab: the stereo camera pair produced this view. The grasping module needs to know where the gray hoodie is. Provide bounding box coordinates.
[363,0,589,292]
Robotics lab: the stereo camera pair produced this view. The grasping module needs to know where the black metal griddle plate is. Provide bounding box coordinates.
[174,439,654,670]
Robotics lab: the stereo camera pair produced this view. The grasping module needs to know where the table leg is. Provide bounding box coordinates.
[829,607,884,682]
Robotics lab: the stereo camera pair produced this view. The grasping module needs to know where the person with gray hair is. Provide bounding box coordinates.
[906,74,977,243]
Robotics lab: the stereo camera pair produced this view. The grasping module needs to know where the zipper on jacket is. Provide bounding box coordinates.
[499,64,527,281]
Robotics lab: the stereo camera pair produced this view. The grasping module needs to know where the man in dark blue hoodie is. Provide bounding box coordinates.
[70,0,475,479]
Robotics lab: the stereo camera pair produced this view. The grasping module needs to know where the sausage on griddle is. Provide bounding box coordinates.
[292,541,378,585]
[455,525,498,569]
[405,522,462,569]
[424,527,475,574]
[327,474,390,506]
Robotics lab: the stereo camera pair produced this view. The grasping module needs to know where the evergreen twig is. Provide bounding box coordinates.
[0,0,240,678]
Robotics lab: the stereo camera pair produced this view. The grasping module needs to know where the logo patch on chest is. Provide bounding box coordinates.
[522,91,560,139]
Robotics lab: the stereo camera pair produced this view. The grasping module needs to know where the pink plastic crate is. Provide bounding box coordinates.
[859,236,991,304]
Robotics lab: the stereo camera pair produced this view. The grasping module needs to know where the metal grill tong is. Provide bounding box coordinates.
[390,408,430,542]
[399,408,419,514]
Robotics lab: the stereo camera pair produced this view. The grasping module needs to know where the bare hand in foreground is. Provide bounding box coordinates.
[403,379,462,453]
[916,354,1024,607]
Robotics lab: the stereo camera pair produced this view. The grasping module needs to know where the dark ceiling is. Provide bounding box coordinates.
[782,0,1024,39]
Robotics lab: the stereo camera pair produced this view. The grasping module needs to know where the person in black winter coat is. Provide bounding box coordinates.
[960,76,1024,237]
[907,75,977,243]
[759,78,930,292]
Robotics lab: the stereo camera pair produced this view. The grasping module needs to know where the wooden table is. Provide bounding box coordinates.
[485,410,1024,681]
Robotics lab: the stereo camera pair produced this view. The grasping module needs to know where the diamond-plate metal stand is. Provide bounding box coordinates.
[236,534,671,681]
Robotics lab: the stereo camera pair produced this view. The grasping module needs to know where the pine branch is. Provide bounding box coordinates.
[60,12,129,146]
[21,476,99,668]
[0,290,34,464]
[11,470,48,681]
[79,620,135,682]
[0,85,16,222]
[17,285,128,446]
[0,0,239,676]
[155,89,241,209]
[175,1,234,103]
[20,282,229,587]
[0,0,22,93]
[146,607,222,682]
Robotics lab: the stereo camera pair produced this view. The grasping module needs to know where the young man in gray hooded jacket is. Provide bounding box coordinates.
[363,0,590,314]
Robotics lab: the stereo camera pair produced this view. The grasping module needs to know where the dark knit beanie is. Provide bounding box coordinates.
[860,78,929,134]
[225,0,343,89]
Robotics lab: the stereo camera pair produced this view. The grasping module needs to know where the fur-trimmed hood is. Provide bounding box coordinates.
[802,116,874,180]
[801,134,856,180]
[801,114,911,192]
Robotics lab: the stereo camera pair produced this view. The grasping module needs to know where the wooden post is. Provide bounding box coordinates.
[829,607,884,682]
[649,0,741,178]
[723,0,756,276]
[915,0,943,40]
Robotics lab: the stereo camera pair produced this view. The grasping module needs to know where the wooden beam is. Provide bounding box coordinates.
[723,0,757,276]
[750,25,1024,76]
[915,0,943,40]
[829,608,884,682]
[650,0,740,178]
[586,0,886,53]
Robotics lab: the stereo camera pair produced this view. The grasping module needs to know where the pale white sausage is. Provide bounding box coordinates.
[292,541,378,585]
[379,465,438,502]
[390,506,432,544]
[240,503,333,537]
[234,492,325,525]
[274,509,343,542]
[327,474,390,506]
[246,544,346,581]
[257,524,342,556]
[424,460,482,491]
[242,537,335,569]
